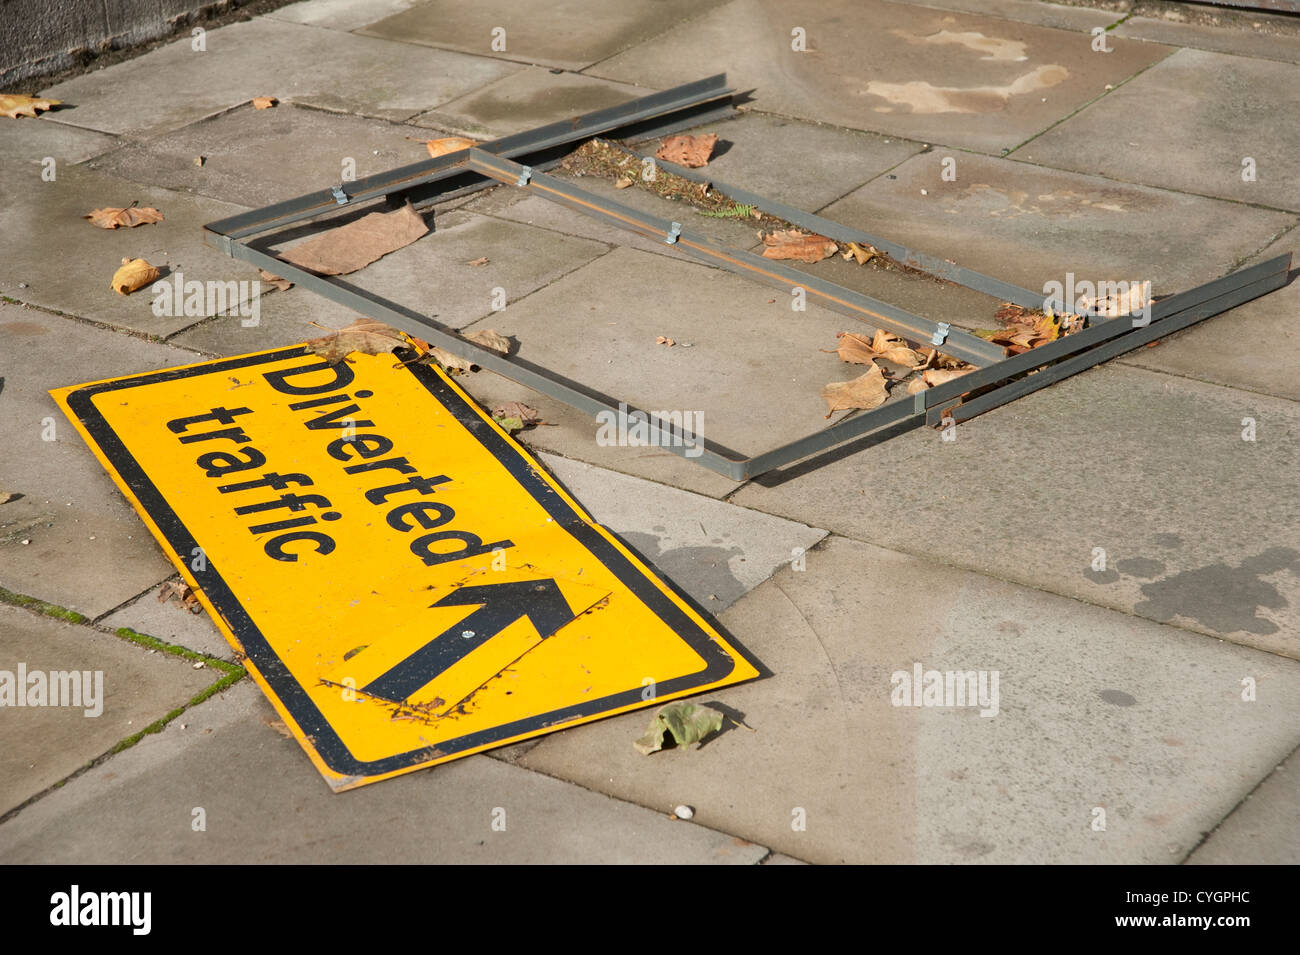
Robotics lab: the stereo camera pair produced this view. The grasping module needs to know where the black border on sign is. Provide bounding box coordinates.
[65,347,741,781]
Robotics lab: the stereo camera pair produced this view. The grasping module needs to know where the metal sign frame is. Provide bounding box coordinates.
[203,75,1291,481]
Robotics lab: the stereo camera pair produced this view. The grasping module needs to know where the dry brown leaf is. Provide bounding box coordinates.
[834,331,877,364]
[615,176,634,189]
[994,302,1027,323]
[869,329,925,368]
[906,377,929,395]
[821,363,888,416]
[0,94,61,119]
[306,317,410,364]
[83,205,164,229]
[258,269,292,291]
[157,580,202,614]
[841,241,878,266]
[467,328,510,355]
[763,230,839,263]
[492,401,540,423]
[422,136,478,158]
[923,367,975,387]
[110,257,160,295]
[467,256,489,266]
[655,133,717,168]
[832,330,924,368]
[278,203,427,276]
[251,96,278,109]
[656,336,675,347]
[426,347,475,374]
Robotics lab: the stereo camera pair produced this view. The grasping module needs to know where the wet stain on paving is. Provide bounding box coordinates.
[1087,545,1299,636]
[1099,689,1137,707]
[621,531,747,610]
[1134,547,1300,636]
[1114,557,1166,579]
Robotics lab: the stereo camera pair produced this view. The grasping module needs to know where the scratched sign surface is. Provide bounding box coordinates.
[53,348,757,791]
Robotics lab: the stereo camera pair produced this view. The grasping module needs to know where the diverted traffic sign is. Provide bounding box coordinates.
[53,347,758,790]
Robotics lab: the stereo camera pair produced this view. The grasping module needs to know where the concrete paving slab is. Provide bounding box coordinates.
[1117,232,1300,402]
[1115,15,1300,66]
[1186,749,1298,864]
[0,117,118,167]
[413,68,648,139]
[0,603,215,815]
[630,111,923,214]
[0,303,201,618]
[455,246,866,458]
[269,0,420,32]
[99,580,236,663]
[817,149,1295,298]
[358,0,732,72]
[86,104,439,209]
[463,374,745,498]
[176,205,613,353]
[887,0,1118,33]
[590,0,1173,154]
[271,207,611,326]
[537,452,826,610]
[1027,48,1300,212]
[0,681,770,863]
[734,364,1300,659]
[39,18,519,137]
[520,535,1300,864]
[0,165,260,338]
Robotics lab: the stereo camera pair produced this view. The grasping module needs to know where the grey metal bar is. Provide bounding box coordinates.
[935,267,1290,426]
[204,75,733,241]
[920,253,1293,410]
[466,148,1008,368]
[643,154,1045,310]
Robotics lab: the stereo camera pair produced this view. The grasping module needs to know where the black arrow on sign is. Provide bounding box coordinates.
[362,579,576,703]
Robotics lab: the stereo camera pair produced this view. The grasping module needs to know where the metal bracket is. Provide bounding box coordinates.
[330,184,349,205]
[931,322,951,347]
[665,222,682,245]
[516,165,533,187]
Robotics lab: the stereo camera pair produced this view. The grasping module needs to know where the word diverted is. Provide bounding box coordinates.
[167,360,511,566]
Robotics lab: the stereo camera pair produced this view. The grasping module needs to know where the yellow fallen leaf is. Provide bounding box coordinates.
[615,176,634,189]
[110,258,160,295]
[422,136,478,158]
[821,363,888,416]
[841,241,877,266]
[83,205,164,229]
[251,96,278,109]
[0,94,61,119]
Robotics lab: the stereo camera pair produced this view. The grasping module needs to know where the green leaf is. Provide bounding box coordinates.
[634,701,724,755]
[492,415,525,433]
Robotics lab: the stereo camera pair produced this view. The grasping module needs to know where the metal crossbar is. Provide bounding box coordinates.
[203,75,1292,481]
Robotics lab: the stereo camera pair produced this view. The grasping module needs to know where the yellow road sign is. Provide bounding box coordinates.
[53,347,758,790]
